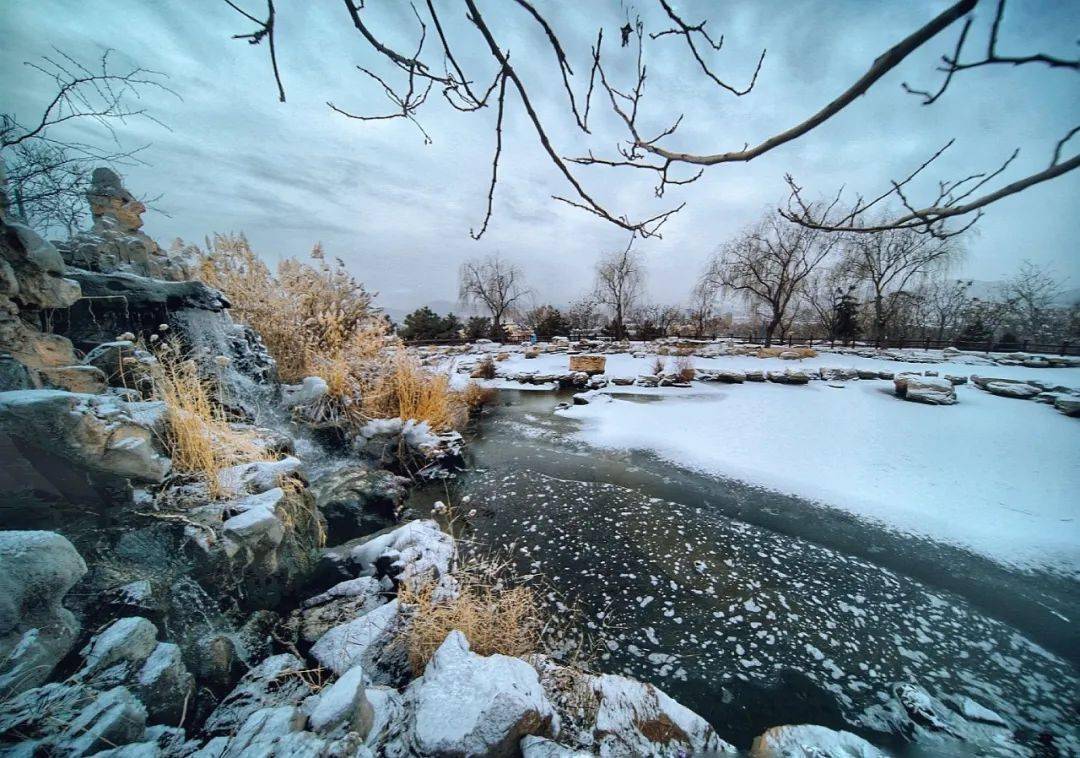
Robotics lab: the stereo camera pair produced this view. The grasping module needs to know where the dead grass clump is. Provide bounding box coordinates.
[755,346,817,359]
[399,556,543,675]
[362,352,465,432]
[674,355,695,382]
[650,356,666,375]
[471,354,496,380]
[460,382,497,413]
[149,341,269,498]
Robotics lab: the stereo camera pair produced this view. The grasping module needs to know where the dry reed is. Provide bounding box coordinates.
[398,555,544,675]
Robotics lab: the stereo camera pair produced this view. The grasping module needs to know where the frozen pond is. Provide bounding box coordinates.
[408,389,1080,752]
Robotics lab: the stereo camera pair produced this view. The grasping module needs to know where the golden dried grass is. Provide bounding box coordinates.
[460,382,497,413]
[398,555,544,675]
[149,340,269,498]
[197,233,465,432]
[673,354,695,382]
[755,346,818,359]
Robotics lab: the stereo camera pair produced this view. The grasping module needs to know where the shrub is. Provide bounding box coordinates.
[472,354,496,380]
[398,554,543,675]
[650,356,666,375]
[460,382,497,413]
[755,346,817,359]
[674,355,695,382]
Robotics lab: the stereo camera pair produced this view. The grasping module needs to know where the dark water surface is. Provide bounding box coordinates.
[407,389,1080,752]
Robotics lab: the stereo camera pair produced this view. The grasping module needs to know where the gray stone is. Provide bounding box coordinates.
[310,600,407,682]
[893,375,956,405]
[137,642,195,725]
[307,664,374,737]
[300,576,384,644]
[0,531,86,694]
[312,466,407,544]
[1054,396,1080,417]
[983,381,1041,399]
[217,456,302,496]
[58,686,147,757]
[76,616,158,681]
[0,390,170,484]
[401,631,555,758]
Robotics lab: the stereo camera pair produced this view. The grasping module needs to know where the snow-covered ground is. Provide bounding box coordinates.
[456,347,1080,577]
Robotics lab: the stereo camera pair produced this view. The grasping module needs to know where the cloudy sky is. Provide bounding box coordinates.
[2,0,1078,315]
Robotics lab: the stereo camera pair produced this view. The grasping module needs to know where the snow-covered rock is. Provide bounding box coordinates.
[1054,395,1080,417]
[337,519,455,592]
[300,576,385,644]
[307,664,374,736]
[216,456,302,495]
[396,631,555,757]
[76,616,158,681]
[282,375,329,408]
[0,390,170,484]
[983,381,1041,399]
[203,653,312,736]
[750,724,886,757]
[893,375,956,405]
[310,599,407,681]
[591,673,734,756]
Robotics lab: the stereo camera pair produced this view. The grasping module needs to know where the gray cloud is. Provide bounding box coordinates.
[2,0,1077,313]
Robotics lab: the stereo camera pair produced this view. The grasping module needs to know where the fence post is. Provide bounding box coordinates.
[808,336,814,348]
[986,337,994,353]
[788,334,793,347]
[1062,341,1070,357]
[1022,339,1029,352]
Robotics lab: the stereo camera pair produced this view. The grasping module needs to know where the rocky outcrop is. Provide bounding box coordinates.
[569,354,606,375]
[54,168,197,282]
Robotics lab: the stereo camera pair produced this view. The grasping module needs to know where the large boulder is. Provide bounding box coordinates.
[750,724,885,757]
[0,391,170,505]
[569,355,606,375]
[893,375,956,405]
[396,631,555,757]
[0,531,87,694]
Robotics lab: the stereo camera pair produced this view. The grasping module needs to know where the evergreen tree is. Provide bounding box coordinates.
[465,316,492,340]
[834,290,861,341]
[400,306,454,340]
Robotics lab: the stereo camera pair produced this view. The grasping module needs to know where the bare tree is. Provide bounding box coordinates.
[921,276,973,340]
[225,0,1077,240]
[1,49,173,233]
[996,260,1065,340]
[842,224,960,342]
[705,213,840,346]
[594,243,644,340]
[686,278,721,336]
[458,254,526,341]
[566,297,602,335]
